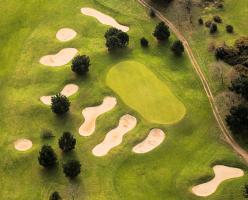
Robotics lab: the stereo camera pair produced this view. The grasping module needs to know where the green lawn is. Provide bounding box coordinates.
[0,0,247,199]
[106,61,186,124]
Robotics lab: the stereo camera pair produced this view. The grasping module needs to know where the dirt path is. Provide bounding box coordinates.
[137,0,248,164]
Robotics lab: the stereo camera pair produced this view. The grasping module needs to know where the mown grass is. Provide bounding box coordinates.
[0,0,247,199]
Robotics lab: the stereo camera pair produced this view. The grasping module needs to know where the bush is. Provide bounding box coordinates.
[171,40,184,56]
[51,94,70,115]
[213,15,222,23]
[71,55,90,75]
[210,23,218,34]
[58,132,76,152]
[41,129,54,139]
[149,9,156,17]
[49,192,62,200]
[140,37,149,47]
[226,25,234,33]
[226,105,248,135]
[104,28,129,51]
[153,22,170,41]
[198,18,203,25]
[38,145,57,168]
[63,160,81,178]
[215,46,239,65]
[205,20,212,28]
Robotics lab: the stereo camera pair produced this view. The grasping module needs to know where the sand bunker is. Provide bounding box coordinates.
[56,28,77,42]
[79,97,117,136]
[40,48,78,67]
[192,165,244,197]
[132,129,165,154]
[81,8,129,32]
[14,139,33,151]
[40,84,79,105]
[92,114,137,157]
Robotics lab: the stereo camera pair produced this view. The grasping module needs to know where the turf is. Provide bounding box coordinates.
[106,61,186,124]
[0,0,247,199]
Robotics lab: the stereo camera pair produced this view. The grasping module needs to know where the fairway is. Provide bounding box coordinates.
[106,61,186,124]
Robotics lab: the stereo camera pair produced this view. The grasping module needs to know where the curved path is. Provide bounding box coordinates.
[137,0,248,164]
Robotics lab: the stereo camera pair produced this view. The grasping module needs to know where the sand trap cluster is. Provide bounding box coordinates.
[92,114,137,157]
[56,28,77,42]
[14,139,33,151]
[192,165,244,197]
[132,129,165,154]
[79,97,117,136]
[40,48,78,67]
[81,8,129,32]
[40,84,79,105]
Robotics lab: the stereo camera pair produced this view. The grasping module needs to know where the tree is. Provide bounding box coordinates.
[226,105,248,135]
[215,45,239,65]
[235,37,248,55]
[205,20,212,28]
[229,75,248,100]
[59,132,76,152]
[104,28,129,51]
[63,160,81,178]
[171,40,184,56]
[38,145,57,168]
[51,94,70,115]
[210,23,218,34]
[198,18,203,25]
[71,55,90,75]
[49,192,62,200]
[153,22,170,41]
[226,25,234,33]
[140,37,149,47]
[213,15,222,23]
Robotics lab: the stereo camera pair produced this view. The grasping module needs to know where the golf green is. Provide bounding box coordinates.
[106,61,186,124]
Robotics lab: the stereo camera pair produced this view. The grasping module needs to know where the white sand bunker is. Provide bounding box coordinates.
[56,28,77,42]
[40,48,78,67]
[40,84,79,105]
[132,129,165,154]
[192,165,244,197]
[14,139,33,151]
[81,8,129,32]
[79,97,117,136]
[92,114,137,157]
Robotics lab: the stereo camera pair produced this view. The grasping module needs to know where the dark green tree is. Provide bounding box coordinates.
[105,28,129,51]
[213,15,222,23]
[71,55,90,75]
[226,105,248,135]
[140,37,149,47]
[210,23,218,34]
[63,160,81,178]
[226,25,234,33]
[153,22,170,41]
[49,191,62,200]
[58,132,76,152]
[51,94,70,115]
[198,18,203,25]
[171,40,184,56]
[229,75,248,100]
[38,145,57,168]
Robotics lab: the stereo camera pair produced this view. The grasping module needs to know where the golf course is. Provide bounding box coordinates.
[0,0,248,199]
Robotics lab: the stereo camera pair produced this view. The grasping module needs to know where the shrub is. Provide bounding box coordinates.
[171,40,184,56]
[104,28,129,51]
[215,45,239,65]
[213,15,222,23]
[198,18,203,25]
[226,25,234,33]
[140,37,149,47]
[149,9,156,18]
[58,132,76,152]
[153,22,170,41]
[51,94,70,115]
[38,145,57,168]
[49,192,62,200]
[205,20,212,28]
[210,23,218,34]
[71,55,90,75]
[63,160,81,178]
[226,105,248,135]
